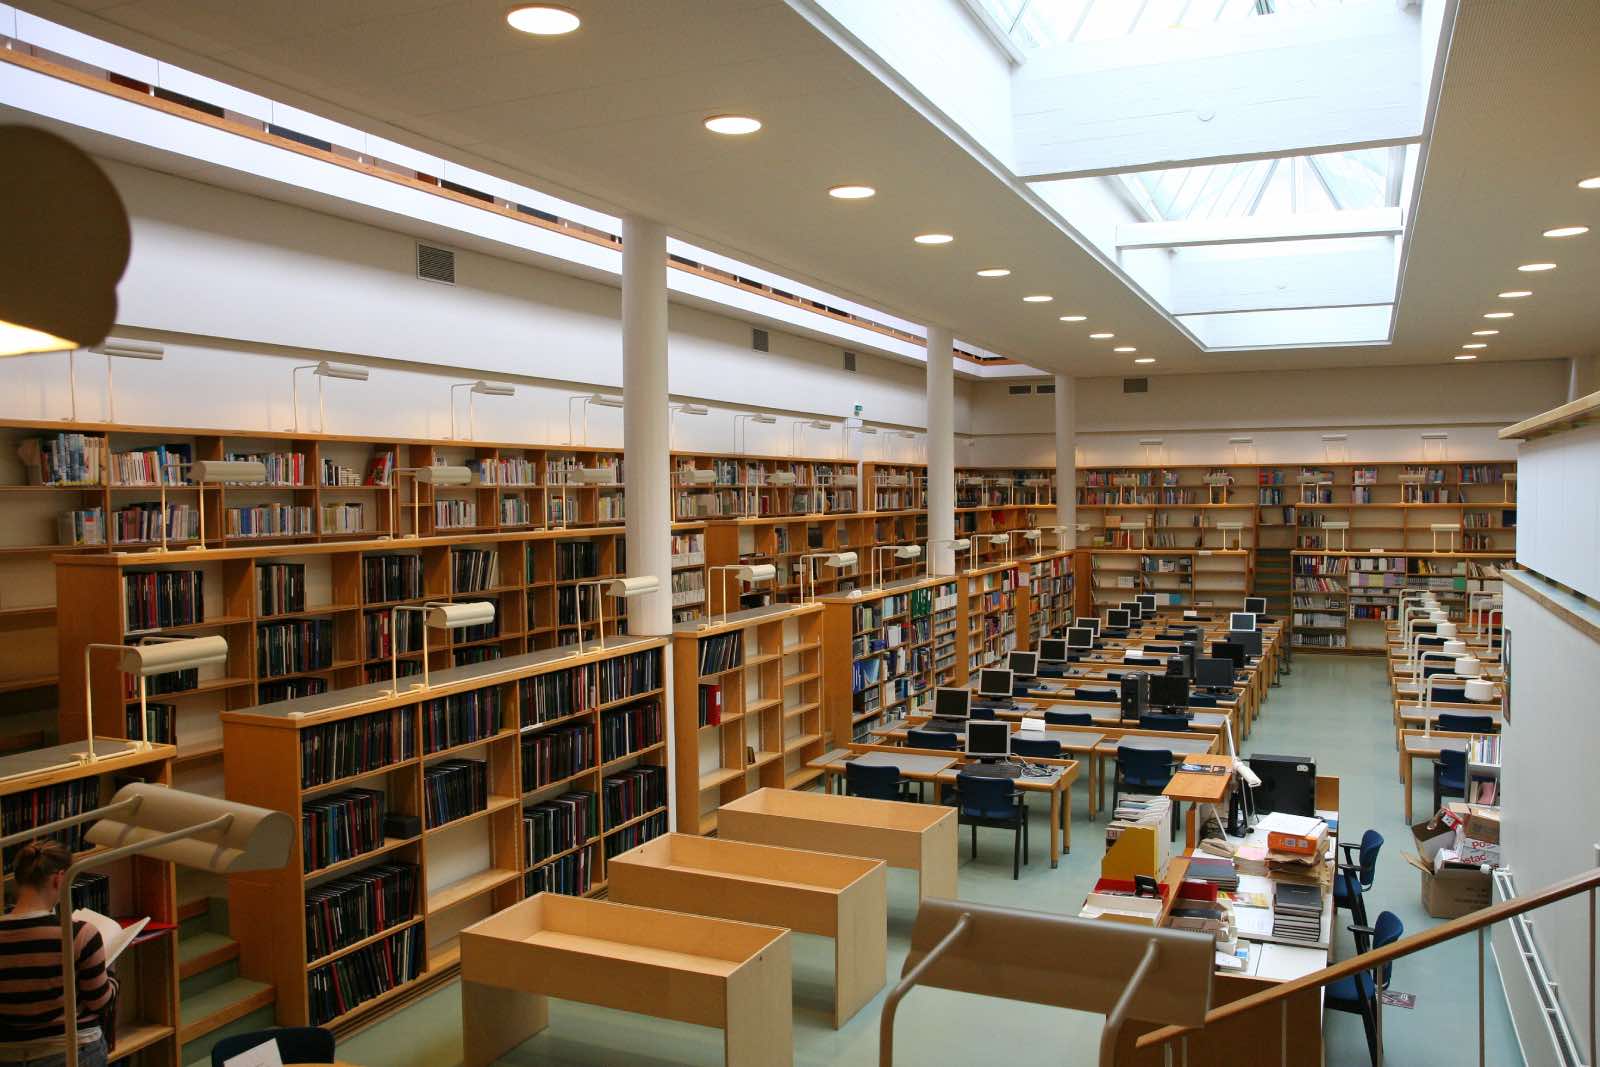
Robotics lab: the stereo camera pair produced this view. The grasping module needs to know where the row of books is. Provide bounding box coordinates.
[521,725,593,790]
[553,541,602,581]
[226,450,306,486]
[523,791,597,864]
[1,779,100,865]
[421,688,502,754]
[300,706,416,789]
[262,677,328,704]
[596,650,660,703]
[451,548,498,593]
[361,610,422,660]
[604,810,667,859]
[302,788,384,872]
[126,702,176,744]
[473,456,538,485]
[319,502,367,534]
[433,500,477,529]
[526,848,594,896]
[259,562,307,616]
[59,508,105,546]
[258,619,335,678]
[499,496,533,526]
[109,443,191,486]
[18,433,106,486]
[307,924,423,1026]
[671,570,705,607]
[549,455,623,484]
[698,683,725,726]
[697,631,742,675]
[601,764,666,829]
[423,759,488,829]
[600,702,661,762]
[363,555,423,603]
[304,861,417,963]
[124,569,204,631]
[670,531,705,566]
[110,502,199,544]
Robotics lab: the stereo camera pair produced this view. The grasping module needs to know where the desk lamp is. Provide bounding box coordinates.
[75,635,230,767]
[733,412,778,454]
[707,563,776,626]
[450,380,515,441]
[289,360,368,433]
[984,532,1013,561]
[799,552,856,603]
[1216,521,1244,552]
[388,600,496,691]
[791,418,834,456]
[1020,529,1043,556]
[927,538,974,577]
[670,403,709,448]
[575,576,659,651]
[390,465,474,536]
[870,545,921,587]
[566,391,620,446]
[152,459,267,552]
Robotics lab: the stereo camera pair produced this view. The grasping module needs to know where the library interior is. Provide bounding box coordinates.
[2,2,1599,1065]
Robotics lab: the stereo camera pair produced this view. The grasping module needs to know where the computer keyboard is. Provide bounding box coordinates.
[925,716,966,733]
[964,761,1021,779]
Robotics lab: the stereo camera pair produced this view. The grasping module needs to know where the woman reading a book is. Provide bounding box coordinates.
[0,841,116,1067]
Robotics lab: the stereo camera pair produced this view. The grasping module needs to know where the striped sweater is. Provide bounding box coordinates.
[0,911,115,1043]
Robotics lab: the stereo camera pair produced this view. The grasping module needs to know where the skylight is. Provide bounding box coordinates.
[1119,148,1400,223]
[975,0,1369,52]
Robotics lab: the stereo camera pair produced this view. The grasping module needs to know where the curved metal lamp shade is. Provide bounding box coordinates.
[86,782,293,874]
[0,127,130,356]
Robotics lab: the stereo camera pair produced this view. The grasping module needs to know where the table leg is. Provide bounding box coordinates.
[1048,788,1060,868]
[1404,755,1414,822]
[1063,781,1072,854]
[1184,803,1199,851]
[462,979,547,1067]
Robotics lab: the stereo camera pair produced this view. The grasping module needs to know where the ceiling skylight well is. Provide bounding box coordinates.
[974,0,1370,51]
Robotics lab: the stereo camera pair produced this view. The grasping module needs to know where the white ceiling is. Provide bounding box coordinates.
[20,0,1600,377]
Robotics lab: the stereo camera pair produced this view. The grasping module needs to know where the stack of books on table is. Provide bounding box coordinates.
[1271,882,1324,944]
[1183,855,1240,893]
[1107,794,1171,842]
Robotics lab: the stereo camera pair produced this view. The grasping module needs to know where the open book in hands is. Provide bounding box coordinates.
[72,909,150,967]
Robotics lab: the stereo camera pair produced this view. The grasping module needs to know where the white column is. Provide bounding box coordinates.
[622,216,672,634]
[926,325,956,574]
[1054,374,1077,546]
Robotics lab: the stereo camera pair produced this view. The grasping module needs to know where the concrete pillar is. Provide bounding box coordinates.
[1054,374,1077,546]
[926,325,956,574]
[622,216,672,634]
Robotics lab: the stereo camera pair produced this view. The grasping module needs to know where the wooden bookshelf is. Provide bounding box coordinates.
[669,521,708,625]
[1017,549,1076,648]
[700,509,923,610]
[671,603,825,835]
[0,740,179,1066]
[670,452,860,520]
[1290,550,1510,652]
[821,574,962,743]
[220,637,668,1031]
[958,561,1022,680]
[862,461,926,513]
[956,466,1057,509]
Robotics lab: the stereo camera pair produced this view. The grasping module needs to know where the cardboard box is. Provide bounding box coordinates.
[1404,820,1492,918]
[1447,803,1500,846]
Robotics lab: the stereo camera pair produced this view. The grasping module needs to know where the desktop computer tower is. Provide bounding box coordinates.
[1248,753,1317,817]
[1119,672,1149,721]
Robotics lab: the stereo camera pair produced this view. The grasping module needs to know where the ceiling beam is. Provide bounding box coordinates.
[1159,242,1398,316]
[1116,207,1405,250]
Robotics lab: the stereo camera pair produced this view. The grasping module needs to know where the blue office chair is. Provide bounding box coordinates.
[1011,736,1062,760]
[1045,710,1094,726]
[1125,656,1162,666]
[1432,748,1467,812]
[1328,911,1404,1065]
[969,704,998,720]
[1335,829,1385,927]
[845,761,915,803]
[1436,713,1497,735]
[1139,713,1190,733]
[1429,685,1467,703]
[212,1028,334,1067]
[1114,747,1178,839]
[1187,694,1220,708]
[952,772,1028,879]
[907,728,959,751]
[1075,689,1118,702]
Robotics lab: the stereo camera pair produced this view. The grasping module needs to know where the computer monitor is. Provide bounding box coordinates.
[1107,608,1132,630]
[1212,641,1246,668]
[977,668,1014,699]
[1039,639,1068,663]
[1065,627,1094,651]
[1008,650,1039,679]
[1194,656,1234,688]
[1249,753,1317,817]
[965,720,1012,761]
[1136,594,1157,618]
[933,686,971,720]
[1244,596,1268,617]
[1231,629,1264,656]
[1075,616,1101,637]
[1149,674,1190,711]
[1118,600,1141,618]
[1230,612,1257,632]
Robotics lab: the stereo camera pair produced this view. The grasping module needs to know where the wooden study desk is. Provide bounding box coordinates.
[1094,734,1218,813]
[1392,700,1503,744]
[1399,729,1472,820]
[459,893,792,1067]
[717,787,958,900]
[1162,754,1234,849]
[608,833,887,1028]
[1000,689,1236,744]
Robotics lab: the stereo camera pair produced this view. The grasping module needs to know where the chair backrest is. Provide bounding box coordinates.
[956,771,1017,818]
[1139,713,1190,732]
[1117,747,1175,785]
[1076,689,1118,702]
[1011,736,1062,759]
[969,705,998,721]
[1430,685,1467,703]
[211,1027,335,1067]
[1439,748,1468,774]
[1437,713,1497,735]
[1369,911,1405,988]
[1125,656,1162,666]
[1187,694,1219,708]
[1045,710,1095,726]
[1357,829,1384,888]
[907,728,959,751]
[845,761,903,800]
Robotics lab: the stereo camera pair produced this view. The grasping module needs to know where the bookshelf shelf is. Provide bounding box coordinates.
[1289,550,1509,651]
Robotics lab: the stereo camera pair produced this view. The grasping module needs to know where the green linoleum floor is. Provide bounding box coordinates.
[337,653,1524,1066]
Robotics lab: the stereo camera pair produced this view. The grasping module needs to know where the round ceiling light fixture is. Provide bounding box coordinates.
[1058,314,1086,322]
[506,5,581,35]
[1472,330,1499,336]
[828,184,875,200]
[913,233,954,245]
[1483,312,1515,319]
[1544,226,1589,238]
[1133,357,1156,364]
[1517,262,1556,272]
[1454,354,1477,361]
[976,267,1010,277]
[703,114,762,135]
[1022,294,1053,303]
[1088,332,1114,340]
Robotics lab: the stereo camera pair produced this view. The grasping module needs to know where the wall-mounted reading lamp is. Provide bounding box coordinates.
[289,360,369,434]
[387,600,496,692]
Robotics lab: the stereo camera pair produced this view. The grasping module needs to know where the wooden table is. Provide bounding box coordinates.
[1393,701,1504,743]
[717,787,958,900]
[459,893,792,1067]
[1400,731,1471,821]
[1094,735,1218,813]
[1161,753,1234,849]
[859,723,1106,817]
[608,833,888,1028]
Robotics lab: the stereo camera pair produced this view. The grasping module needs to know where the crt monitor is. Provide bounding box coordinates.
[1149,674,1190,710]
[1066,626,1094,651]
[1212,641,1246,668]
[1249,753,1317,817]
[965,720,1012,761]
[1075,616,1101,637]
[1136,594,1157,617]
[1244,596,1268,617]
[1038,639,1068,663]
[1008,650,1039,679]
[1106,608,1132,630]
[977,668,1014,700]
[1194,656,1234,688]
[1118,600,1141,618]
[933,686,971,720]
[1230,611,1257,632]
[1231,629,1264,656]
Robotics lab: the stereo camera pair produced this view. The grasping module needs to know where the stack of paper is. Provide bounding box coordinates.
[1184,856,1240,892]
[1270,882,1323,944]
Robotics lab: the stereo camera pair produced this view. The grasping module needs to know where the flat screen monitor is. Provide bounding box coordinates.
[1136,594,1157,617]
[1212,641,1246,668]
[1149,674,1190,710]
[1231,629,1264,656]
[965,720,1011,760]
[1007,650,1039,679]
[977,668,1014,699]
[1244,596,1268,617]
[1249,753,1317,818]
[933,686,971,720]
[1118,600,1141,618]
[1075,616,1101,637]
[1230,612,1257,632]
[1039,638,1068,663]
[1066,627,1094,651]
[1107,609,1132,630]
[1194,656,1234,688]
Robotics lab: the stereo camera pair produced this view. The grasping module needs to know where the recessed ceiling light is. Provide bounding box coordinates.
[1581,176,1600,190]
[1498,290,1532,298]
[913,233,954,245]
[1089,332,1115,340]
[1517,262,1556,272]
[1133,357,1156,364]
[1022,294,1053,303]
[1058,315,1086,322]
[1472,330,1499,336]
[1113,346,1137,353]
[703,115,762,135]
[506,5,581,34]
[1454,354,1477,361]
[1484,312,1515,319]
[975,267,1010,277]
[827,184,875,200]
[1543,226,1589,238]
[1462,343,1488,349]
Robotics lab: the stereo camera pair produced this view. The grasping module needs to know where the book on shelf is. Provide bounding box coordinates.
[423,758,488,828]
[1,779,101,865]
[304,861,417,963]
[319,502,366,534]
[523,791,597,864]
[126,701,176,744]
[260,677,329,703]
[110,443,192,486]
[451,548,498,593]
[364,451,395,486]
[697,632,742,675]
[58,507,105,546]
[521,724,593,789]
[17,432,106,486]
[225,450,306,486]
[301,788,385,872]
[422,688,502,754]
[307,924,422,1026]
[227,502,314,538]
[123,569,204,630]
[112,502,198,545]
[300,706,415,788]
[363,554,423,603]
[257,618,335,677]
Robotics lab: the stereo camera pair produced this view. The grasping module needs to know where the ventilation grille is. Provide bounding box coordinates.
[1036,382,1056,395]
[1008,384,1033,396]
[416,243,456,284]
[842,351,857,372]
[1123,377,1149,394]
[751,328,769,352]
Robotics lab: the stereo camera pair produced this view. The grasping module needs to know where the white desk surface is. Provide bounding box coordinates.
[832,751,957,776]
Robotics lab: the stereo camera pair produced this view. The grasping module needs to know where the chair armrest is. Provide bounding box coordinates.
[1336,862,1363,876]
[1338,840,1360,859]
[1346,923,1376,938]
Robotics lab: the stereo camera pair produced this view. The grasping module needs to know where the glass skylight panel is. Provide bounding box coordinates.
[1117,149,1396,223]
[974,0,1367,53]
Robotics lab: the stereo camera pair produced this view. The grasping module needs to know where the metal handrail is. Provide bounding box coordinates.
[1131,864,1600,1063]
